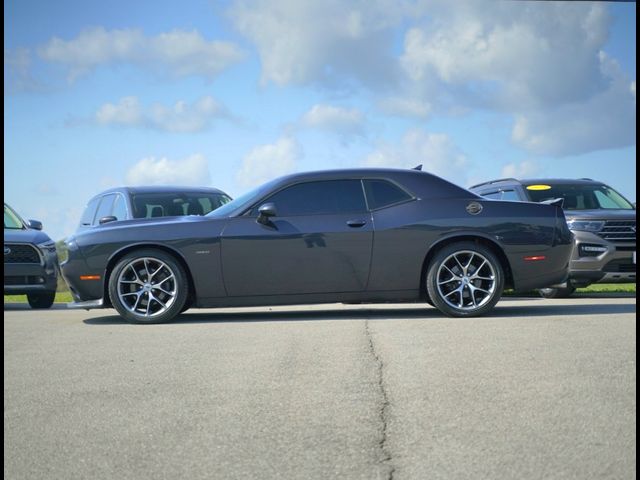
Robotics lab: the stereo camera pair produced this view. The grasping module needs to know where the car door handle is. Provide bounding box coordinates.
[347,220,367,228]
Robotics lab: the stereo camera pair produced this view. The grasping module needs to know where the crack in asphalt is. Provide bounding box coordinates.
[365,318,395,480]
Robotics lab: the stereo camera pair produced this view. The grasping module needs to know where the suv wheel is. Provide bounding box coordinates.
[27,291,56,309]
[538,285,576,299]
[426,242,504,317]
[108,249,188,324]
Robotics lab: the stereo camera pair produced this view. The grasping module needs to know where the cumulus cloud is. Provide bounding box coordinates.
[400,2,610,110]
[229,0,409,88]
[364,129,468,184]
[377,96,431,119]
[237,137,301,188]
[4,48,41,93]
[300,104,365,138]
[500,160,539,179]
[125,154,211,186]
[511,55,636,156]
[38,27,244,81]
[95,96,228,132]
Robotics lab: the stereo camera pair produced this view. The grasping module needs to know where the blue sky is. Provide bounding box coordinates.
[4,0,636,241]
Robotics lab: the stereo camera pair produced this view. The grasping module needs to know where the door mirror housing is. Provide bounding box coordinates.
[99,215,118,225]
[257,203,277,225]
[26,219,43,230]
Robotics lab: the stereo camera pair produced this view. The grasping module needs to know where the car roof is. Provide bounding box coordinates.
[95,185,229,195]
[469,177,605,189]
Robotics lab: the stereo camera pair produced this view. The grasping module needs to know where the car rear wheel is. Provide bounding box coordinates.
[426,242,504,317]
[538,285,576,299]
[108,249,188,324]
[27,291,56,309]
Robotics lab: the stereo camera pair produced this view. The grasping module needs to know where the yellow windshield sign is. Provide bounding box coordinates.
[526,184,552,191]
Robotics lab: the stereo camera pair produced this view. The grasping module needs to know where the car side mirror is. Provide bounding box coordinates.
[257,203,277,225]
[99,215,118,225]
[26,219,43,230]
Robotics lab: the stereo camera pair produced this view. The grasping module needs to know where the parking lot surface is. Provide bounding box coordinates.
[4,297,636,480]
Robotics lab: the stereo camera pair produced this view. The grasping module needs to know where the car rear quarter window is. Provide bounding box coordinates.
[112,194,128,221]
[261,180,367,216]
[364,180,413,210]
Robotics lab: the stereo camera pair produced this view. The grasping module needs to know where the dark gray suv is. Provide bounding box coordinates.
[4,203,59,308]
[469,178,636,297]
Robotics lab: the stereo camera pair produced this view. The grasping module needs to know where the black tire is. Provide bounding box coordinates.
[426,242,504,317]
[538,285,576,299]
[27,291,56,309]
[108,249,188,324]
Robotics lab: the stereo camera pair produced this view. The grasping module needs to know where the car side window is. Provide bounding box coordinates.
[258,180,367,216]
[112,194,128,221]
[79,197,101,227]
[94,194,116,224]
[363,180,412,210]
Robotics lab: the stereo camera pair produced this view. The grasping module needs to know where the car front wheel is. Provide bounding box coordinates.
[426,242,504,317]
[108,249,188,324]
[27,291,56,309]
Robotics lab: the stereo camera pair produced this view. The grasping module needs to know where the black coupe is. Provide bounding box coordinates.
[61,168,573,323]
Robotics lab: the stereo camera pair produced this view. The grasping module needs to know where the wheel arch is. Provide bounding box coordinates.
[420,234,514,298]
[102,243,196,308]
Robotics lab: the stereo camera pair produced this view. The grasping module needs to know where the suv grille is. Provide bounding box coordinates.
[4,244,41,264]
[597,221,636,243]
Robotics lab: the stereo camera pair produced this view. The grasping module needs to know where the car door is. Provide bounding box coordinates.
[220,179,373,296]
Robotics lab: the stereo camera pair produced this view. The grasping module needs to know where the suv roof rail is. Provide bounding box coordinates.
[412,164,423,171]
[468,178,519,190]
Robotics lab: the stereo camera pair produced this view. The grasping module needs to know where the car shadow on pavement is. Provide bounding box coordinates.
[82,300,636,325]
[3,303,70,311]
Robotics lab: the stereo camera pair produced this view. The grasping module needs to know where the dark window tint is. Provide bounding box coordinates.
[79,197,101,227]
[131,193,232,219]
[364,180,412,210]
[95,194,117,223]
[263,180,366,216]
[112,194,128,221]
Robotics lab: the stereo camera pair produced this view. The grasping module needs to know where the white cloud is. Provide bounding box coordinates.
[95,96,228,132]
[237,137,301,188]
[377,96,431,119]
[125,154,211,186]
[400,2,611,110]
[229,0,409,88]
[364,129,468,184]
[4,47,41,93]
[38,27,244,81]
[511,55,636,156]
[300,104,365,137]
[500,160,539,179]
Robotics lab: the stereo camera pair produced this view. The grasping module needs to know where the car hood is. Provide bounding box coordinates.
[564,209,636,221]
[4,228,53,244]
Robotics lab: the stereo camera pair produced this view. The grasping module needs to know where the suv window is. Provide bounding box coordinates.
[364,180,412,210]
[479,190,501,200]
[501,190,520,201]
[4,204,24,229]
[258,180,367,216]
[131,193,231,219]
[525,184,634,210]
[79,197,100,227]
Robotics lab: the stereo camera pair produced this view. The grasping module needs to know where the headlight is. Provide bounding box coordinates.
[566,220,605,232]
[37,240,57,254]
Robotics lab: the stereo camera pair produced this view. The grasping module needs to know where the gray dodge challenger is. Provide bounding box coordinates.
[61,168,573,323]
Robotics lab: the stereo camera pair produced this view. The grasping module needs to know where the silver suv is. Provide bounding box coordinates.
[469,178,636,297]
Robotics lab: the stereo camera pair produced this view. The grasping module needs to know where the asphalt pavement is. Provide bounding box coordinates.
[4,296,636,480]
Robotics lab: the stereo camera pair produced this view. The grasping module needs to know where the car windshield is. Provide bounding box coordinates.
[4,204,25,229]
[131,192,232,219]
[525,184,634,210]
[207,179,281,218]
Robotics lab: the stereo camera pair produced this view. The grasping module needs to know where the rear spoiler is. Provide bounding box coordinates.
[540,197,564,208]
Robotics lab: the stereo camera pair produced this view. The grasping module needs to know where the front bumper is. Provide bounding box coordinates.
[4,257,58,295]
[567,231,636,286]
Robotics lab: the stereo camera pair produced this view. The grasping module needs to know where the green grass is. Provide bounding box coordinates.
[4,291,73,304]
